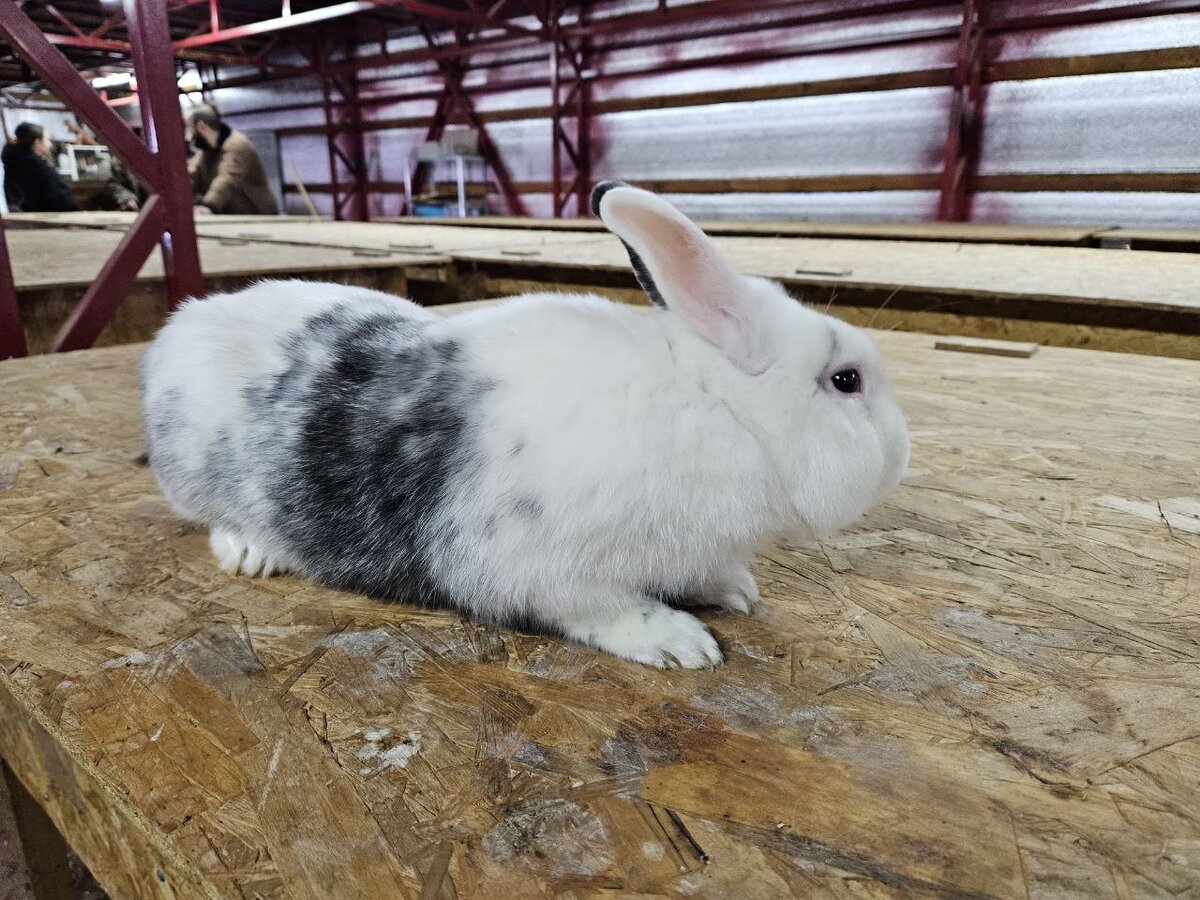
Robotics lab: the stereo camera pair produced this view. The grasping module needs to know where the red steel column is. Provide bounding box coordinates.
[937,0,989,221]
[125,0,205,306]
[315,39,369,222]
[0,217,25,361]
[548,0,591,218]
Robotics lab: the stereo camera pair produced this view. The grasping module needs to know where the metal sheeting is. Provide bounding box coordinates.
[218,3,1200,225]
[981,69,1200,173]
[588,89,951,179]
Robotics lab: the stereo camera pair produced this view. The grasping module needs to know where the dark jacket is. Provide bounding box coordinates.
[188,124,277,215]
[2,142,80,212]
[99,156,146,211]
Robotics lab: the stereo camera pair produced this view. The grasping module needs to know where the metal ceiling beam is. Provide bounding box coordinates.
[175,1,376,49]
[175,0,540,52]
[42,28,305,71]
[366,0,541,36]
[43,32,133,52]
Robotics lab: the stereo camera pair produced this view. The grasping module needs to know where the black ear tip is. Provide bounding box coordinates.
[589,180,629,218]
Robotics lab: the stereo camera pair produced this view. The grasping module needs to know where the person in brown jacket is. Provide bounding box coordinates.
[186,104,278,215]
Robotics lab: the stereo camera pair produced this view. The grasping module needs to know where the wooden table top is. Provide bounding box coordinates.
[1,308,1199,899]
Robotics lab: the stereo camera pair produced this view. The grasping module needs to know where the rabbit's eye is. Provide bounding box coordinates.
[830,369,861,394]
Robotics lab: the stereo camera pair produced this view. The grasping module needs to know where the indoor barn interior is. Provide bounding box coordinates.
[1,2,1198,898]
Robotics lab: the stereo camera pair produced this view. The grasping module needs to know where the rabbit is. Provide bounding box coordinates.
[141,181,909,668]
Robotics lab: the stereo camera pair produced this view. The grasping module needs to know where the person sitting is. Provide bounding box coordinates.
[99,155,145,211]
[2,122,80,212]
[186,104,277,215]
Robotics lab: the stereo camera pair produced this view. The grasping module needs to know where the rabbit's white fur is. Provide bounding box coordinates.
[142,184,908,668]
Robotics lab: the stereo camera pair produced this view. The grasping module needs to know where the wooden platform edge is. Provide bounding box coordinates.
[0,674,222,900]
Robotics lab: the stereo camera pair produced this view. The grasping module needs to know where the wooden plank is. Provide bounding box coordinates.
[189,220,605,256]
[1,311,1199,898]
[934,336,1039,357]
[989,45,1200,82]
[977,172,1200,193]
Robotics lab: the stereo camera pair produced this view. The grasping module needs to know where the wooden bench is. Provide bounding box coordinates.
[1,307,1197,898]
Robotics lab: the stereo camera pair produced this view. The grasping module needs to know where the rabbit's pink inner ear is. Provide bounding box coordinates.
[601,189,766,373]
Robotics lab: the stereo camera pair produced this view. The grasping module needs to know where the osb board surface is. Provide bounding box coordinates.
[2,312,1200,899]
[456,234,1200,313]
[382,216,1110,245]
[2,228,444,291]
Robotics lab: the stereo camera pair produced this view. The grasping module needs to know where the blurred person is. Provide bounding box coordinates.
[99,124,147,212]
[100,155,145,211]
[186,104,277,215]
[1,122,80,212]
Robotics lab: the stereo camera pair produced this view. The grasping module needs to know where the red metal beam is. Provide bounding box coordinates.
[938,0,989,221]
[176,1,376,48]
[548,0,591,217]
[313,39,370,221]
[367,0,541,36]
[125,0,205,306]
[42,3,88,40]
[0,217,25,361]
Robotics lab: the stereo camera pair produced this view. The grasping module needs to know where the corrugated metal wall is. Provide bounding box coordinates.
[209,0,1200,225]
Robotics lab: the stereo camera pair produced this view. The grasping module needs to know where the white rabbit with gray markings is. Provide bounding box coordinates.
[141,182,909,668]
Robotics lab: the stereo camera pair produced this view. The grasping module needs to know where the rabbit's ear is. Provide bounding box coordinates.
[592,181,768,374]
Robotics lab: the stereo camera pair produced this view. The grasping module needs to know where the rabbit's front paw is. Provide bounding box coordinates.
[209,528,287,577]
[682,564,759,614]
[563,597,723,669]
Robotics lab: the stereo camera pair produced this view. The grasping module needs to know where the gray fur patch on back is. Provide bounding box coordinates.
[246,306,492,606]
